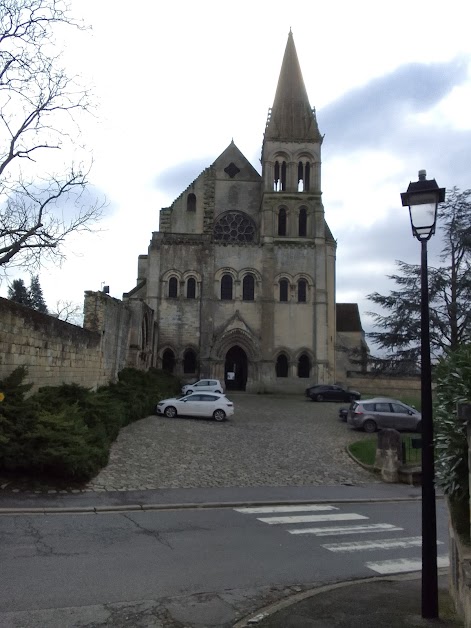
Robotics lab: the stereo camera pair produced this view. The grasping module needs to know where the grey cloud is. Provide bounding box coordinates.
[154,158,211,198]
[319,58,469,151]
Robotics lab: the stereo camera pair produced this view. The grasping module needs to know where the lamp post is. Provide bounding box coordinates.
[401,170,445,619]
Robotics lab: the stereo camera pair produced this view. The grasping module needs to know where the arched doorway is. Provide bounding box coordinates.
[225,345,248,391]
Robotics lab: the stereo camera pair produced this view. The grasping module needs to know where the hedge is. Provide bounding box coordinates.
[0,366,180,482]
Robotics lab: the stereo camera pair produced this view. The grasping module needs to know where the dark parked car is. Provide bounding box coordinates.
[347,397,421,433]
[305,384,361,403]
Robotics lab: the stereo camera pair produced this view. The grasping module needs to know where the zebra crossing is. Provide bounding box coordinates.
[234,503,449,575]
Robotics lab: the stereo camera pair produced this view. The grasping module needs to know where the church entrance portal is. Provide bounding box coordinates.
[225,346,247,391]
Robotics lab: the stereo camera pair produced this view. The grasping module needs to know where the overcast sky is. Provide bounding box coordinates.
[2,0,471,339]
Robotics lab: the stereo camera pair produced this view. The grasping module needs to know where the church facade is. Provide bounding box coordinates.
[123,32,363,393]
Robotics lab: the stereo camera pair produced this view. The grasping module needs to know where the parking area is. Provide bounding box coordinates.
[87,394,377,491]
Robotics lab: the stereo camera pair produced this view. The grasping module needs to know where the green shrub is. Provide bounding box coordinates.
[434,344,471,541]
[0,366,180,483]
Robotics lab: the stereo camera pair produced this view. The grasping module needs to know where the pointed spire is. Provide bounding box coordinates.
[265,31,321,142]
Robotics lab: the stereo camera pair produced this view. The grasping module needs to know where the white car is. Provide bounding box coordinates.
[156,392,234,422]
[181,379,224,395]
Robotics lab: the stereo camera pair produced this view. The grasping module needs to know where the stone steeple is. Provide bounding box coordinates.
[264,30,322,143]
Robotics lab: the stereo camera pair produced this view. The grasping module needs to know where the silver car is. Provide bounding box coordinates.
[347,397,421,433]
[181,379,224,395]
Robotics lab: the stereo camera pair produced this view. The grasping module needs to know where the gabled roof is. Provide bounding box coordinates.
[212,140,261,181]
[264,31,322,143]
[337,303,364,332]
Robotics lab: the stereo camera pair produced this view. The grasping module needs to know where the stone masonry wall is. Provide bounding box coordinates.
[0,297,108,391]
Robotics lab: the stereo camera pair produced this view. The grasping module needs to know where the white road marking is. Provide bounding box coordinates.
[257,513,368,525]
[288,523,404,536]
[366,555,450,574]
[234,505,338,514]
[322,536,441,552]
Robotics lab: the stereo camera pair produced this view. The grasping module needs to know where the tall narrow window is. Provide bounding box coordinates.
[278,208,287,236]
[183,349,197,373]
[274,161,280,191]
[297,279,307,303]
[186,277,196,298]
[281,161,286,190]
[162,349,175,374]
[221,274,233,300]
[276,354,289,377]
[279,279,289,302]
[305,163,310,191]
[243,274,255,301]
[187,193,196,211]
[297,354,310,378]
[168,276,178,298]
[298,161,304,192]
[298,208,307,237]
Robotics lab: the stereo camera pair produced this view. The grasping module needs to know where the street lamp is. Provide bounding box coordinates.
[401,170,446,619]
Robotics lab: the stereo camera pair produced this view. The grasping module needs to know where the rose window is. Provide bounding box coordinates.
[213,212,256,243]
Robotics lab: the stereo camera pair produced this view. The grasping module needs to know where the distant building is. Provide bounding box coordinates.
[122,32,365,392]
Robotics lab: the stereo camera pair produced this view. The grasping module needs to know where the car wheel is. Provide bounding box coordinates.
[164,406,177,418]
[363,419,377,433]
[316,394,324,402]
[213,409,226,422]
[416,420,422,432]
[216,389,222,394]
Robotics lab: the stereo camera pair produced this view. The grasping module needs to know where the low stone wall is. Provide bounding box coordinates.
[449,512,471,627]
[0,297,108,391]
[345,373,421,399]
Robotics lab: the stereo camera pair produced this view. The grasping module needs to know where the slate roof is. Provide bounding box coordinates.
[336,303,364,332]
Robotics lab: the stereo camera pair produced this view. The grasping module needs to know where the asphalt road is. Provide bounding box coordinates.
[0,497,448,627]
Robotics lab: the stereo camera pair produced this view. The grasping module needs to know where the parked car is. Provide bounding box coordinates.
[305,384,361,403]
[347,397,421,433]
[156,392,234,422]
[181,379,224,395]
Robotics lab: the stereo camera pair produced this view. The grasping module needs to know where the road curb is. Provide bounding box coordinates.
[0,495,430,515]
[232,569,449,627]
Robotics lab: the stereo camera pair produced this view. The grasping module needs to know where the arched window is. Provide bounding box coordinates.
[168,276,178,298]
[297,353,310,378]
[278,208,287,236]
[183,349,197,374]
[297,279,307,303]
[297,161,310,192]
[243,274,255,301]
[221,274,233,300]
[274,160,287,191]
[162,349,175,374]
[298,208,307,237]
[186,277,196,298]
[187,193,196,211]
[305,163,310,191]
[276,354,289,377]
[279,279,289,302]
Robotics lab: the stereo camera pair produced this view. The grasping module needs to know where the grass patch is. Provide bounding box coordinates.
[349,433,422,467]
[349,438,376,466]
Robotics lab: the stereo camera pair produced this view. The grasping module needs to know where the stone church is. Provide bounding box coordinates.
[122,31,366,393]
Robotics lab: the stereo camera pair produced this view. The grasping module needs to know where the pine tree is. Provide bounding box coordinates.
[28,276,48,313]
[8,279,32,307]
[367,187,471,372]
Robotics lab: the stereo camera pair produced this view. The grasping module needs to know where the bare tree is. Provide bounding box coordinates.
[50,298,83,325]
[0,0,102,275]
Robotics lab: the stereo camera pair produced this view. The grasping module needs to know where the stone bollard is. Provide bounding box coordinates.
[375,428,402,483]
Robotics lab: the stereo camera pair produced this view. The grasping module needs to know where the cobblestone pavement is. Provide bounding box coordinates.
[87,394,377,491]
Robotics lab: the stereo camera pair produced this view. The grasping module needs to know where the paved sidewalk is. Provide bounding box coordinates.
[236,573,462,627]
[0,482,423,512]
